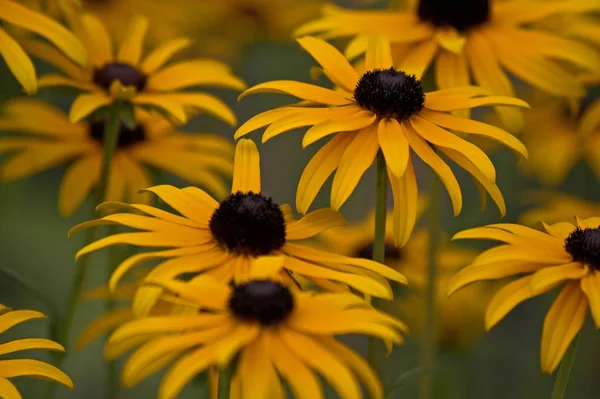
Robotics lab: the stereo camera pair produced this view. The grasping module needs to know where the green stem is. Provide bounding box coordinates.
[551,334,580,399]
[217,362,235,399]
[368,152,388,379]
[420,168,443,399]
[45,105,122,399]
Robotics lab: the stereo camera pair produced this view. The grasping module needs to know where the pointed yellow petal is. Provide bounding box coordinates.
[232,139,261,193]
[365,36,393,71]
[0,27,36,94]
[377,118,409,178]
[69,92,112,122]
[117,15,149,65]
[140,37,191,74]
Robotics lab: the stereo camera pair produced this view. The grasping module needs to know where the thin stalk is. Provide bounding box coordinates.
[368,152,388,378]
[551,334,580,399]
[46,105,121,399]
[419,168,443,399]
[217,362,235,399]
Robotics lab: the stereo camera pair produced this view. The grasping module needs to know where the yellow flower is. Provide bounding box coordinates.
[21,13,246,124]
[236,36,529,246]
[0,98,234,217]
[69,139,407,315]
[296,1,600,131]
[317,211,486,349]
[448,217,600,373]
[521,97,600,186]
[106,257,407,399]
[0,305,73,393]
[520,191,600,227]
[189,0,322,60]
[0,0,86,94]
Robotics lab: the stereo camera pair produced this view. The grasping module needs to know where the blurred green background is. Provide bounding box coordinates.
[1,0,600,398]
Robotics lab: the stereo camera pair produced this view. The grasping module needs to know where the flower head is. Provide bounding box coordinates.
[448,217,600,372]
[236,36,529,246]
[296,1,600,131]
[0,0,86,94]
[22,14,246,124]
[0,99,233,216]
[0,305,73,394]
[69,139,407,315]
[106,257,407,399]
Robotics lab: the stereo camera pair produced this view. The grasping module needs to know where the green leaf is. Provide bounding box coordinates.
[118,101,137,129]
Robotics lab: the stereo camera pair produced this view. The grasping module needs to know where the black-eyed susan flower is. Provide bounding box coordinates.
[520,191,600,227]
[21,13,245,124]
[69,139,407,315]
[0,305,73,394]
[295,1,600,131]
[448,217,600,373]
[106,257,407,399]
[521,96,600,186]
[190,0,322,60]
[0,0,86,94]
[316,210,486,349]
[236,36,528,246]
[0,98,233,217]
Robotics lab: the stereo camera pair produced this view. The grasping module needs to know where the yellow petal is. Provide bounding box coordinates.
[0,0,86,66]
[239,81,352,105]
[231,139,261,193]
[69,92,112,122]
[365,35,393,71]
[155,93,237,126]
[297,36,359,92]
[0,359,73,388]
[117,15,149,65]
[389,158,418,247]
[76,308,133,350]
[0,339,64,356]
[132,95,187,124]
[59,153,101,217]
[540,282,587,373]
[248,256,285,280]
[377,118,409,178]
[0,27,36,94]
[302,109,375,148]
[531,263,588,294]
[0,310,45,334]
[436,28,466,54]
[398,39,438,79]
[147,60,246,91]
[485,275,536,330]
[331,125,379,210]
[0,378,20,399]
[140,37,191,74]
[79,14,112,67]
[581,272,600,328]
[286,209,345,240]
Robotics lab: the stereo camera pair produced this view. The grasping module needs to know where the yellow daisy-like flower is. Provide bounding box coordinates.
[106,257,407,399]
[316,211,486,349]
[190,0,322,60]
[520,191,600,227]
[448,217,600,373]
[0,305,73,394]
[235,36,529,246]
[0,98,233,217]
[69,139,407,314]
[296,1,600,130]
[21,13,246,124]
[521,97,600,186]
[0,0,86,94]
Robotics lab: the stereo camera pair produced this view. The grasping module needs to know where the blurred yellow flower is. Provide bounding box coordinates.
[521,96,600,186]
[0,99,234,217]
[236,36,529,246]
[106,257,407,399]
[317,211,487,349]
[297,0,600,131]
[69,139,407,315]
[21,13,246,124]
[0,0,86,94]
[520,191,600,227]
[0,305,73,394]
[449,217,600,373]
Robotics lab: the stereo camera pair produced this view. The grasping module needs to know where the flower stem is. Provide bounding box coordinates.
[368,152,388,378]
[420,169,442,399]
[217,362,235,399]
[46,104,122,399]
[551,333,580,399]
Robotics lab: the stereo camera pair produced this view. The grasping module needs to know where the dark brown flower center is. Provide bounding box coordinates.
[565,227,600,271]
[229,280,294,325]
[354,241,403,263]
[93,63,147,92]
[88,120,146,148]
[354,68,425,120]
[418,0,490,32]
[209,192,286,256]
